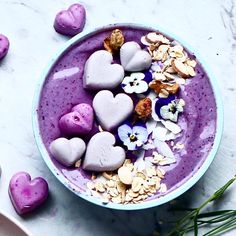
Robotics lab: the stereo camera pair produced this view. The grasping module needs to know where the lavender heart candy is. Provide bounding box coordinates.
[49,137,86,166]
[9,172,49,215]
[93,90,134,131]
[82,132,125,172]
[83,50,124,90]
[120,41,152,72]
[54,3,86,36]
[59,103,94,136]
[0,34,10,60]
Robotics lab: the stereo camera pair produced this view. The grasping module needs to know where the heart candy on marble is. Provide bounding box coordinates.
[49,137,86,166]
[54,3,86,36]
[120,41,152,72]
[0,34,10,60]
[9,172,49,215]
[82,132,125,172]
[83,50,125,90]
[93,90,134,131]
[59,103,94,136]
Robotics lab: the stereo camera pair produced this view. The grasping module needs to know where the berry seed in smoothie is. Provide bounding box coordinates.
[37,25,216,205]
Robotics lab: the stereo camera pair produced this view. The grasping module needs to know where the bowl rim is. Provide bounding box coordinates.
[0,210,31,235]
[32,23,224,210]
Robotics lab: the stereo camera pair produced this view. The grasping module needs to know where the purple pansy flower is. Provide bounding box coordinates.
[154,95,176,119]
[121,72,148,94]
[117,123,148,151]
[154,95,185,122]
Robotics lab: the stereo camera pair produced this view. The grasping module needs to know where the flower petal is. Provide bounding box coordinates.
[118,124,132,142]
[130,72,145,81]
[124,139,137,150]
[134,81,148,93]
[122,76,135,85]
[133,126,148,143]
[123,83,136,94]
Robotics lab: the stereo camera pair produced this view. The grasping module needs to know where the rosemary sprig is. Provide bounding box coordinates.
[168,176,236,236]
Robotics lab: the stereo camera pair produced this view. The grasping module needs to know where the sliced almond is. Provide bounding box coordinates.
[111,196,122,204]
[102,172,113,180]
[95,182,106,193]
[75,159,81,168]
[117,181,126,193]
[146,167,157,177]
[159,183,167,193]
[171,59,189,78]
[165,66,176,74]
[106,180,116,188]
[159,89,169,97]
[86,182,95,190]
[186,65,196,77]
[136,172,146,180]
[163,72,175,80]
[156,169,164,179]
[154,72,167,81]
[118,166,133,185]
[186,59,197,67]
[109,188,119,197]
[131,177,144,192]
[91,172,97,180]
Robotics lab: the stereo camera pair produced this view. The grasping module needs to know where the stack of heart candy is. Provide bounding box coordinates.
[49,29,197,204]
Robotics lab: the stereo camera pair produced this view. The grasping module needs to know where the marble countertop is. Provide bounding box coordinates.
[0,0,236,235]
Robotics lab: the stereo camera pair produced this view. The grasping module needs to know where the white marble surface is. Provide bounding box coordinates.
[0,0,236,235]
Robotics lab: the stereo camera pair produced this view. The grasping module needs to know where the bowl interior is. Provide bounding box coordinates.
[33,24,223,210]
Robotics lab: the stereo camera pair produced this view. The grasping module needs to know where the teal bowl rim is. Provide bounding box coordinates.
[32,23,224,210]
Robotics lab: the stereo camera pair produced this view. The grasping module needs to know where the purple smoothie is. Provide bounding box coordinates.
[37,25,217,199]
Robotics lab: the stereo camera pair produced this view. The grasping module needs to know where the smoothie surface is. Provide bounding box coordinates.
[37,26,217,198]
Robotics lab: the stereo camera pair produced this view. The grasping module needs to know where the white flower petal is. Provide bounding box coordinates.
[147,91,157,100]
[134,81,148,93]
[130,72,145,80]
[142,143,155,150]
[153,139,175,162]
[146,119,157,135]
[118,124,132,142]
[165,131,177,141]
[124,139,137,150]
[133,126,148,143]
[122,76,135,85]
[133,150,146,171]
[152,122,168,141]
[152,98,161,121]
[161,120,182,134]
[123,84,136,94]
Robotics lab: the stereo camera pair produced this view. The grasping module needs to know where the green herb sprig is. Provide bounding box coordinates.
[168,176,236,236]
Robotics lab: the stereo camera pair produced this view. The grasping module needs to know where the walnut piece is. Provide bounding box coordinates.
[104,29,124,53]
[149,80,179,95]
[135,98,152,120]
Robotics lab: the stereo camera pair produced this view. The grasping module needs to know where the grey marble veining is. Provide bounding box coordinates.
[0,0,236,235]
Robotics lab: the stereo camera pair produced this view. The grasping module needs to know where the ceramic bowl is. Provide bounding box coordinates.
[0,211,30,236]
[32,23,223,210]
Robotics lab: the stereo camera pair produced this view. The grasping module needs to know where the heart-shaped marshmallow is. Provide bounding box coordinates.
[54,3,86,36]
[120,41,152,72]
[82,132,125,171]
[93,90,134,131]
[83,50,124,90]
[49,137,86,166]
[0,34,10,60]
[9,172,49,215]
[59,103,94,136]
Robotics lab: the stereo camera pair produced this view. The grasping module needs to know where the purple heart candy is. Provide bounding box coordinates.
[0,34,10,60]
[54,3,86,36]
[9,172,49,215]
[59,103,94,136]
